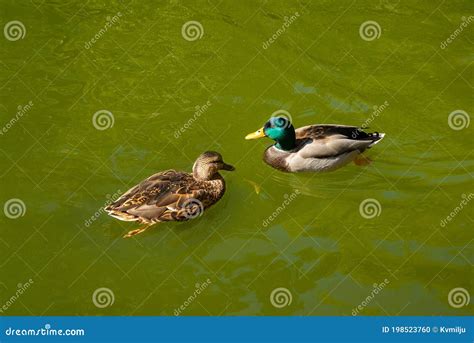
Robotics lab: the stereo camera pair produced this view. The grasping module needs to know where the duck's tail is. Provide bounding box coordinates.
[368,132,385,147]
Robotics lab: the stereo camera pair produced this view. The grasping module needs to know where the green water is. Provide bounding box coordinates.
[1,1,472,316]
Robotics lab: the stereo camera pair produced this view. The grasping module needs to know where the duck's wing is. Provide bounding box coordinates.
[105,170,205,223]
[296,124,372,140]
[295,124,384,158]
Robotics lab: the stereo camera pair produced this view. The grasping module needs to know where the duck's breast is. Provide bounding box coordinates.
[263,146,292,172]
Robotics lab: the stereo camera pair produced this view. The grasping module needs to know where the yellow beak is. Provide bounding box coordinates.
[245,127,266,140]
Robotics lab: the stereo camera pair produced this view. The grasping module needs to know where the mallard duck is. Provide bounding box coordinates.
[105,151,234,238]
[245,116,384,172]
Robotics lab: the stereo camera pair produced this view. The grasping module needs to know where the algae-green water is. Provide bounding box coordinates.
[0,0,472,316]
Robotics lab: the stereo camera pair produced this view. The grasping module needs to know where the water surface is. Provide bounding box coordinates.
[0,0,472,315]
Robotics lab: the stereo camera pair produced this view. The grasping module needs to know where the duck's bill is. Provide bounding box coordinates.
[221,162,235,171]
[245,127,265,140]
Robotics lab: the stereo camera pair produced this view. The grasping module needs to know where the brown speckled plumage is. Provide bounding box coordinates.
[105,151,234,237]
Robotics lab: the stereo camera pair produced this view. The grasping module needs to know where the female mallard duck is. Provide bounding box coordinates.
[105,151,234,238]
[245,116,384,172]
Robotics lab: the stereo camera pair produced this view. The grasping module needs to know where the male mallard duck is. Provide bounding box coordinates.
[105,151,234,238]
[245,116,384,172]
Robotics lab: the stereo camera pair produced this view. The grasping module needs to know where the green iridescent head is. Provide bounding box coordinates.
[245,116,296,151]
